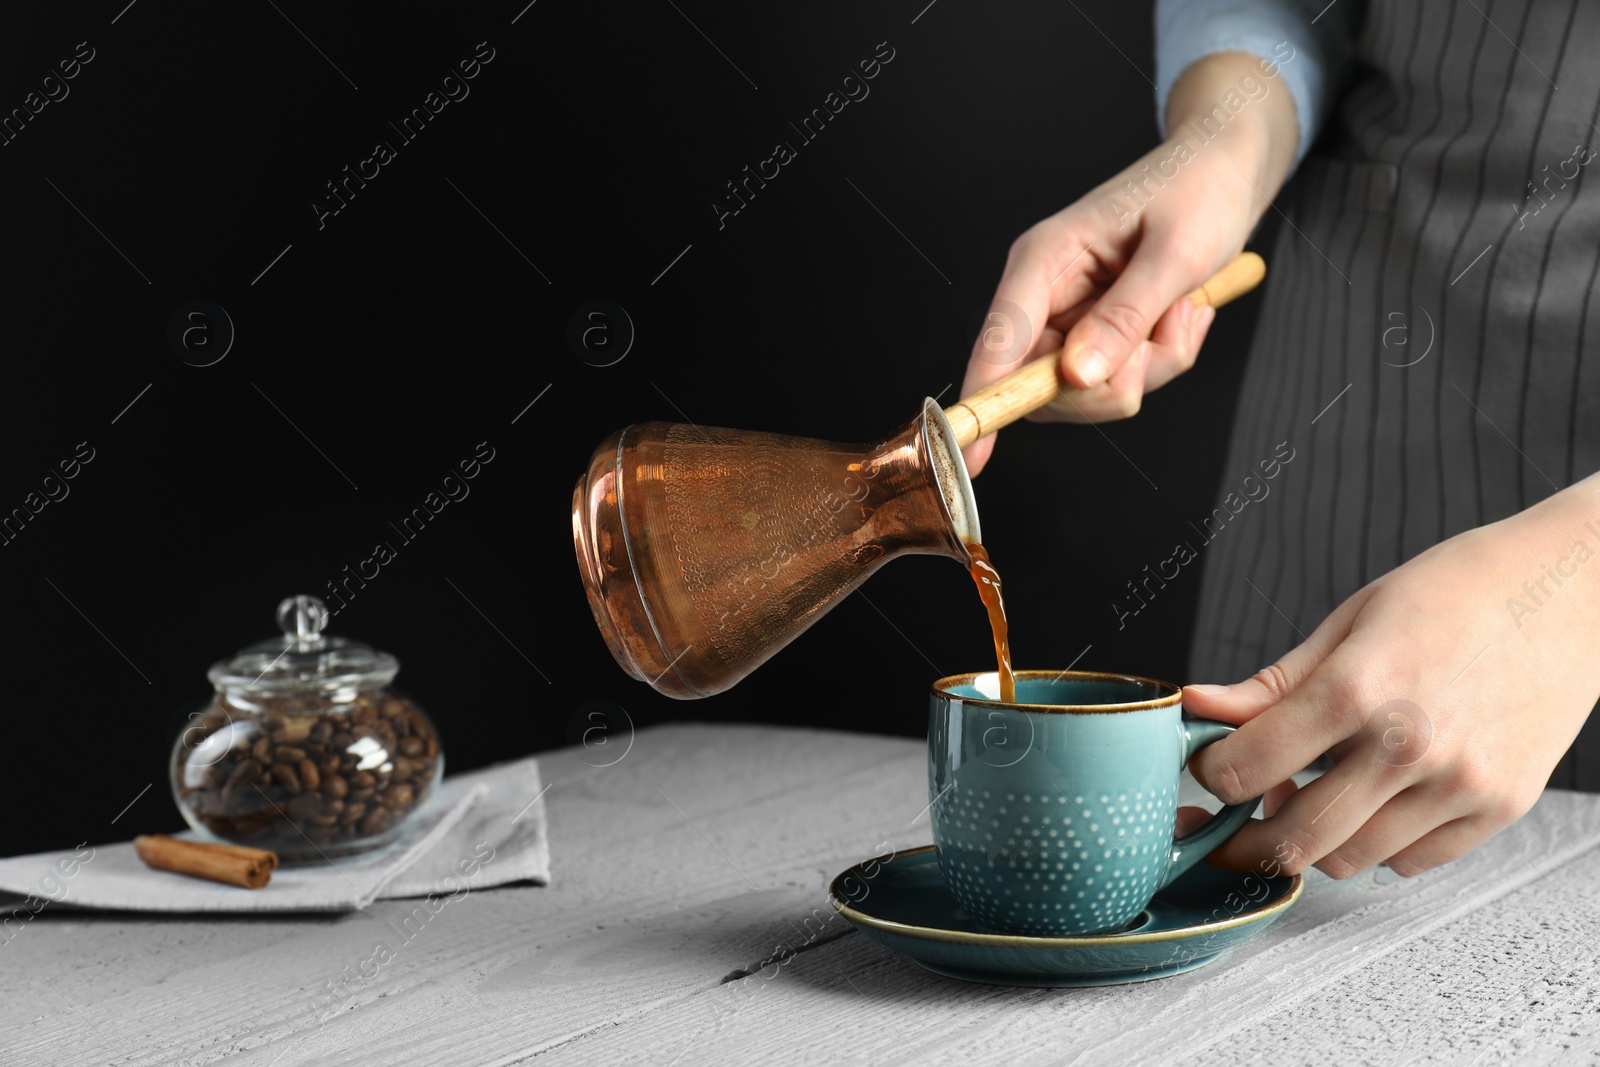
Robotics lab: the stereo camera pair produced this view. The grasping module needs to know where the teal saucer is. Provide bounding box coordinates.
[829,845,1302,987]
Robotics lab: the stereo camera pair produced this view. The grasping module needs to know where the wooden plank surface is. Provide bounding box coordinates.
[2,724,1597,1067]
[1176,846,1600,1066]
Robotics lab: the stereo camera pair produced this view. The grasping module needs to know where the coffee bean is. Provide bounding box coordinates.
[175,691,439,856]
[286,793,321,820]
[271,762,302,794]
[220,760,258,803]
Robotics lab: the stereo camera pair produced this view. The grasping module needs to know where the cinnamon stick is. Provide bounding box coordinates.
[196,841,280,870]
[133,835,277,889]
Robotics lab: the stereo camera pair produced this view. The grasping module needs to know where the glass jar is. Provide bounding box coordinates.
[171,595,443,863]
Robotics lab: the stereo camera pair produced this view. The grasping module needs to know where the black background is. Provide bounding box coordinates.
[3,0,1274,856]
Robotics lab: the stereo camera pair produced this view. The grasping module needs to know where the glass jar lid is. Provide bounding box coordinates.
[207,595,399,692]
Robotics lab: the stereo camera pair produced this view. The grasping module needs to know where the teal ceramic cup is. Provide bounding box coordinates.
[929,670,1260,937]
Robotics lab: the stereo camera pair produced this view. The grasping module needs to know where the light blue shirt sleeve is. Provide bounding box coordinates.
[1153,0,1360,170]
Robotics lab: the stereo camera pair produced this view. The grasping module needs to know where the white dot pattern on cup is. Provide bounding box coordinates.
[936,781,1177,935]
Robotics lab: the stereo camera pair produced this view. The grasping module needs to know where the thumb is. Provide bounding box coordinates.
[957,285,1050,477]
[1182,595,1366,723]
[953,225,1094,476]
[959,432,997,478]
[1059,240,1208,390]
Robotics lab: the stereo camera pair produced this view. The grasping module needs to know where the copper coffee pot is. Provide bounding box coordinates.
[573,253,1266,698]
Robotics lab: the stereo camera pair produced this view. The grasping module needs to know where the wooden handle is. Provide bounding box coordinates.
[943,251,1265,448]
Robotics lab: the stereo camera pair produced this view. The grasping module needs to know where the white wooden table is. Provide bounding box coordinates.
[4,724,1599,1066]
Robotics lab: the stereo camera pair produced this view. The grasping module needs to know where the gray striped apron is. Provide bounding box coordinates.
[1186,0,1600,789]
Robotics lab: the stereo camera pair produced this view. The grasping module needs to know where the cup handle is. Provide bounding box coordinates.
[1156,714,1262,890]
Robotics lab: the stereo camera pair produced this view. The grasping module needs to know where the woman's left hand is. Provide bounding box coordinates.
[1175,473,1600,878]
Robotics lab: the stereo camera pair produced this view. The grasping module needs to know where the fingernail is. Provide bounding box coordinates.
[1074,348,1110,385]
[1184,683,1230,696]
[1197,305,1216,330]
[1181,298,1195,327]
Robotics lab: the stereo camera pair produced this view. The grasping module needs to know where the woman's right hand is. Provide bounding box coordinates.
[958,51,1299,477]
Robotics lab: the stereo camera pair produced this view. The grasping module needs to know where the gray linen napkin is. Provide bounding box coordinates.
[0,755,549,914]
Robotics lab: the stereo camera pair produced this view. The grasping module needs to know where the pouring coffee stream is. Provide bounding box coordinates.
[966,543,1014,704]
[572,252,1265,699]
